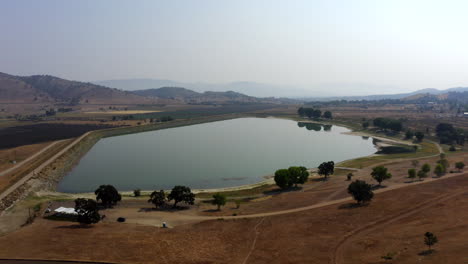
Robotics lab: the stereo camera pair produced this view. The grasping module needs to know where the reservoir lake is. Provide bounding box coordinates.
[58,118,377,192]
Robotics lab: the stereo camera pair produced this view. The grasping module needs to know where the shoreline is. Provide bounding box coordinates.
[5,115,412,201]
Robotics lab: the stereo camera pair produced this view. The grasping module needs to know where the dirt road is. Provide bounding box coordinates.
[0,141,64,178]
[0,132,90,202]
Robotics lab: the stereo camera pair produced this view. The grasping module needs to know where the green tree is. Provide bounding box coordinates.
[74,198,100,225]
[323,111,332,119]
[408,168,416,181]
[274,169,292,189]
[415,131,425,142]
[288,166,309,187]
[318,161,335,179]
[405,130,414,139]
[148,190,166,208]
[437,159,449,172]
[424,232,438,251]
[211,193,227,210]
[418,170,427,181]
[434,164,445,177]
[455,161,465,172]
[422,163,431,174]
[168,186,195,208]
[95,185,121,208]
[133,189,141,197]
[348,180,374,204]
[371,166,392,186]
[362,121,369,129]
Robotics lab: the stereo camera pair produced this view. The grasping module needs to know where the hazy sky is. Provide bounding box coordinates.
[2,0,468,95]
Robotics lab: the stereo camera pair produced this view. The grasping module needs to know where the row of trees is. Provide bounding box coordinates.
[372,117,403,132]
[75,184,197,225]
[148,185,195,208]
[274,161,335,189]
[408,154,465,180]
[405,130,425,142]
[297,107,332,119]
[436,123,465,145]
[274,166,309,189]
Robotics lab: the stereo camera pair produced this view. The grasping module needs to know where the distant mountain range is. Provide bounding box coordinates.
[0,72,289,110]
[301,87,468,101]
[94,79,309,98]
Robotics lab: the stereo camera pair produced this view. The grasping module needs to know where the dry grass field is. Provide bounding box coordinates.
[1,170,467,264]
[0,150,467,264]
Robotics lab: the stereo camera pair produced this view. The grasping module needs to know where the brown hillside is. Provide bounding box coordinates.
[0,73,53,104]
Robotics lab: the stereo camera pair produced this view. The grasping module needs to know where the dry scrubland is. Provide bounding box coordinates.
[1,168,468,264]
[1,104,468,263]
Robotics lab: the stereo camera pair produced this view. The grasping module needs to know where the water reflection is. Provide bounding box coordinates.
[323,124,332,131]
[297,122,333,132]
[362,136,369,140]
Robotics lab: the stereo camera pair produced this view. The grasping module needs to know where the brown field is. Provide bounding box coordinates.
[1,171,468,263]
[0,150,467,264]
[0,142,53,172]
[84,110,162,115]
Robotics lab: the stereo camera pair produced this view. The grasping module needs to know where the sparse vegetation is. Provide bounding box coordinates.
[424,232,438,251]
[168,185,195,208]
[74,198,100,225]
[348,180,374,204]
[148,190,166,208]
[95,185,122,208]
[371,166,392,186]
[211,193,227,210]
[318,161,335,179]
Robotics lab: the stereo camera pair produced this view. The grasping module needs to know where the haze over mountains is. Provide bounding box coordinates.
[95,78,468,101]
[0,72,288,108]
[94,79,308,98]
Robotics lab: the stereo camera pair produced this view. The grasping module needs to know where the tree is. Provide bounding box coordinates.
[297,107,305,117]
[411,160,420,167]
[434,164,445,177]
[422,163,431,174]
[371,166,392,186]
[405,130,414,140]
[424,232,438,251]
[415,131,425,142]
[148,190,166,208]
[274,169,292,189]
[348,180,374,204]
[437,159,449,172]
[211,193,227,210]
[288,166,309,187]
[95,185,121,208]
[318,161,335,179]
[455,161,465,172]
[347,173,353,181]
[417,170,427,181]
[323,111,332,119]
[74,198,100,225]
[168,185,195,208]
[362,121,369,129]
[408,168,416,181]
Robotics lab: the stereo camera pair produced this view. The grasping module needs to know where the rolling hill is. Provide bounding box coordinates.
[0,72,164,105]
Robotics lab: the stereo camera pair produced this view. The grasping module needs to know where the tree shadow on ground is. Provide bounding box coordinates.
[138,205,190,212]
[371,185,388,190]
[418,249,435,256]
[310,177,328,183]
[338,202,369,210]
[55,224,93,229]
[263,186,303,196]
[202,209,220,213]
